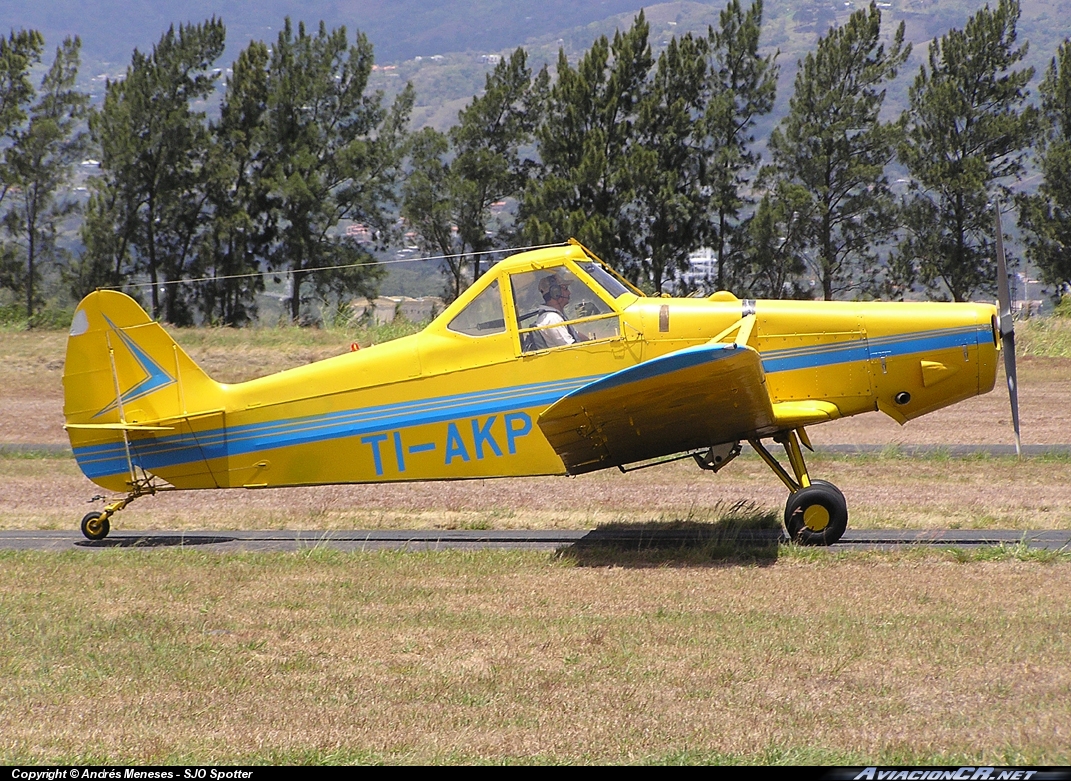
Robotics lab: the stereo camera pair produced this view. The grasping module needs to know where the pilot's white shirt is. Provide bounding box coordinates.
[533,305,575,346]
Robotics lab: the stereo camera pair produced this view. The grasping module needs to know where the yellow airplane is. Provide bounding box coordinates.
[63,231,1018,545]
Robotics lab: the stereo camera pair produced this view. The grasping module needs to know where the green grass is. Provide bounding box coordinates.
[1017,314,1071,357]
[808,448,1071,464]
[0,303,75,331]
[172,317,427,350]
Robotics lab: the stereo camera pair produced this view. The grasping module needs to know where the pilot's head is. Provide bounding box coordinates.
[539,273,570,306]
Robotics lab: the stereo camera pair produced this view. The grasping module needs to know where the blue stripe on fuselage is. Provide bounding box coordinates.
[569,342,741,397]
[760,324,985,374]
[73,375,600,479]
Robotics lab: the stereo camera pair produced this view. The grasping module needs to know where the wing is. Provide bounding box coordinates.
[538,325,845,475]
[537,338,780,474]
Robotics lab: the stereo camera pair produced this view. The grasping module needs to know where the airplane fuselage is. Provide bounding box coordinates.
[64,243,999,495]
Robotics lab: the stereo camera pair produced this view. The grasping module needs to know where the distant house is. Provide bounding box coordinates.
[350,296,444,325]
[662,247,718,294]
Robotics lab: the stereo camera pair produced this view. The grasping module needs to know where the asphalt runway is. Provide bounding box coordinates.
[2,528,1069,552]
[4,444,1068,554]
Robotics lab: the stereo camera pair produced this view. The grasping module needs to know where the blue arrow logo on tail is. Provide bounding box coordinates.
[93,316,176,418]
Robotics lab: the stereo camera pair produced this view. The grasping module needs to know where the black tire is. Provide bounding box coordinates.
[808,479,844,500]
[785,482,848,546]
[81,511,110,541]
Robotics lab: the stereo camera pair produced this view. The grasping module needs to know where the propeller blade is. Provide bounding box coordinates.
[993,202,1021,458]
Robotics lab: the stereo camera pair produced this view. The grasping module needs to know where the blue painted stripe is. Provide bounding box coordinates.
[761,342,871,373]
[74,375,601,479]
[75,375,593,463]
[867,325,983,354]
[94,316,176,418]
[761,325,987,373]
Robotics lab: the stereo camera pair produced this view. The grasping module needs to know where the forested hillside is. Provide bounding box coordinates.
[1,0,1070,325]
[6,1,1070,128]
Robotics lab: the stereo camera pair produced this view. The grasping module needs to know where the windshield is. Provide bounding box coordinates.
[577,261,634,298]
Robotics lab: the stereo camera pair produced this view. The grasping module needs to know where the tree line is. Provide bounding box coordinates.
[1,0,1070,327]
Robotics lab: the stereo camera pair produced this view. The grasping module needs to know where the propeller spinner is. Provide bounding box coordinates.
[993,202,1022,458]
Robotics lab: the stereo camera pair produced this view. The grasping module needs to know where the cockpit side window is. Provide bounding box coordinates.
[511,267,619,352]
[447,279,505,336]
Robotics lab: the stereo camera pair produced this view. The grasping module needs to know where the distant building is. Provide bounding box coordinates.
[350,296,444,325]
[664,247,718,293]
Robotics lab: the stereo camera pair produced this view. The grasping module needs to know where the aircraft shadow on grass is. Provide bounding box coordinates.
[560,511,783,568]
[75,534,236,548]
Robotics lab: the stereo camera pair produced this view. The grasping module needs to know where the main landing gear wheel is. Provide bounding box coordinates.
[785,480,848,546]
[81,511,110,541]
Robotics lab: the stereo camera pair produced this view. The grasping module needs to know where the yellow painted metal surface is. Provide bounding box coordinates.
[63,242,1001,495]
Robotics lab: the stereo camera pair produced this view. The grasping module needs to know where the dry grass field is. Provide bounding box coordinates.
[2,548,1070,764]
[1,319,1069,534]
[1,319,1070,764]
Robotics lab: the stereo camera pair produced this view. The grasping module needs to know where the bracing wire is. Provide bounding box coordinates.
[109,242,565,291]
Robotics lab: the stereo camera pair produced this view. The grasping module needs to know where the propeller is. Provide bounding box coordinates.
[993,202,1021,458]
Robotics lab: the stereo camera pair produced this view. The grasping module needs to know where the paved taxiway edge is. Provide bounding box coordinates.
[1,529,1069,552]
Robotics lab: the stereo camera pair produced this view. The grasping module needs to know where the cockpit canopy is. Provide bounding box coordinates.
[441,245,638,354]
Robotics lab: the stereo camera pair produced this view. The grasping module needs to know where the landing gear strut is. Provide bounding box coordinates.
[79,481,157,541]
[748,430,848,546]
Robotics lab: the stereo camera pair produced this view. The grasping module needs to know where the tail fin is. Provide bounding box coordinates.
[64,291,225,491]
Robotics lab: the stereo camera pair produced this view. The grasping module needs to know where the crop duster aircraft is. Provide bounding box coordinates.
[63,225,1020,545]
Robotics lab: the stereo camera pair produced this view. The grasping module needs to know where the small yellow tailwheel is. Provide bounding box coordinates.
[81,511,110,541]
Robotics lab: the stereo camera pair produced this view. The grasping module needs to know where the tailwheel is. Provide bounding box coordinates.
[81,511,110,541]
[79,484,155,541]
[785,480,848,546]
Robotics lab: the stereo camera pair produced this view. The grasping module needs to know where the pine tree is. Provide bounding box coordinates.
[0,29,44,192]
[0,28,45,306]
[261,19,412,323]
[763,2,909,300]
[1017,38,1071,297]
[193,40,272,326]
[627,32,710,293]
[702,0,778,294]
[897,0,1039,302]
[740,187,810,299]
[1,37,88,321]
[520,13,652,276]
[451,47,547,283]
[85,19,226,323]
[403,48,547,300]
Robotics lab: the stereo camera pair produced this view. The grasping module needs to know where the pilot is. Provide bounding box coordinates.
[532,272,587,347]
